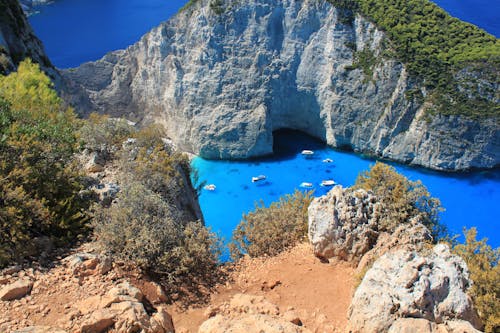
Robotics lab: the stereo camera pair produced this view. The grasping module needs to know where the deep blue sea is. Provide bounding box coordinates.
[28,0,187,68]
[27,0,500,249]
[431,0,499,37]
[28,0,499,69]
[193,131,500,249]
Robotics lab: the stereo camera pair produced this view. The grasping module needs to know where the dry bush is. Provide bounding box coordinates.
[353,162,444,238]
[93,182,220,285]
[453,228,499,332]
[78,113,134,156]
[230,190,313,259]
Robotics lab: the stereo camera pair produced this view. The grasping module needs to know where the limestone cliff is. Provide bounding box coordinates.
[0,0,53,74]
[62,0,499,171]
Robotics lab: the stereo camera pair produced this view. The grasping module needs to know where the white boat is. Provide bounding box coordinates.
[301,150,314,156]
[322,158,333,163]
[252,175,267,182]
[320,180,335,186]
[300,182,314,188]
[204,184,216,191]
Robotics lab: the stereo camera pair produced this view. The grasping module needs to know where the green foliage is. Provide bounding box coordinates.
[353,162,443,238]
[210,0,224,15]
[230,190,313,258]
[453,228,500,333]
[329,0,499,118]
[0,59,90,266]
[93,182,220,285]
[346,48,377,81]
[77,113,134,155]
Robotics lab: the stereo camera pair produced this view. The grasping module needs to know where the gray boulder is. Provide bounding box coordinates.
[348,244,482,332]
[308,185,380,261]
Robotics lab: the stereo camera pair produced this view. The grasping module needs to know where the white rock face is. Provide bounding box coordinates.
[348,244,482,333]
[63,0,499,171]
[307,186,380,261]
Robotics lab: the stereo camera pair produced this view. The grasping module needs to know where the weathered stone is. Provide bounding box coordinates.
[0,279,33,301]
[308,186,380,261]
[150,307,175,333]
[13,326,67,333]
[62,0,499,171]
[80,309,115,333]
[199,314,311,333]
[228,294,279,316]
[108,281,143,302]
[357,219,432,272]
[348,244,482,332]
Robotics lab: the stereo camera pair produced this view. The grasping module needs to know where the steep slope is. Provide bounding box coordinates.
[0,0,52,74]
[63,0,499,171]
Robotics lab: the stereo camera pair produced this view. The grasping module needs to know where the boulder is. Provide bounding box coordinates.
[348,244,482,332]
[80,309,115,333]
[356,218,432,272]
[308,186,380,261]
[198,314,310,333]
[0,279,33,301]
[75,280,173,333]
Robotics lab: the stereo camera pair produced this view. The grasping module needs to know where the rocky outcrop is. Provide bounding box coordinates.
[62,0,499,171]
[307,186,380,261]
[348,244,482,332]
[307,185,432,264]
[19,1,52,16]
[199,294,310,333]
[0,0,53,74]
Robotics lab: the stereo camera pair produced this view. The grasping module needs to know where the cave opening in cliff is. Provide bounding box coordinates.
[271,129,327,159]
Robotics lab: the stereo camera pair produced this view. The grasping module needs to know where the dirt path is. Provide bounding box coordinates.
[168,242,356,333]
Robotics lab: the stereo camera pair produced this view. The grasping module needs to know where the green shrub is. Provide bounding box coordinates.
[353,162,443,238]
[328,0,499,118]
[92,182,220,285]
[453,228,500,333]
[0,59,90,266]
[230,190,313,258]
[78,113,134,155]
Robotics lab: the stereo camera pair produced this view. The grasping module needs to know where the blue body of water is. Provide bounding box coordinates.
[192,131,500,248]
[28,0,498,69]
[431,0,500,37]
[28,0,187,68]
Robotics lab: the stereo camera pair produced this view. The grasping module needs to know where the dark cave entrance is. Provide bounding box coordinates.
[271,128,328,159]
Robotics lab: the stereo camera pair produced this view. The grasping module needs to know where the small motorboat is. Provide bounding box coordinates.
[320,180,335,186]
[301,150,314,156]
[252,175,267,183]
[300,182,314,188]
[322,158,333,163]
[204,184,216,191]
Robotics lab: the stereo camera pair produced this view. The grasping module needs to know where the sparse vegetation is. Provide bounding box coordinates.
[453,228,500,333]
[353,162,444,238]
[230,190,313,259]
[92,182,221,285]
[90,123,221,289]
[0,59,90,267]
[77,113,134,157]
[328,0,499,118]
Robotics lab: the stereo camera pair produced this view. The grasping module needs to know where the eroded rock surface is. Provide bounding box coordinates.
[308,186,380,261]
[63,0,499,171]
[198,293,310,333]
[348,244,482,333]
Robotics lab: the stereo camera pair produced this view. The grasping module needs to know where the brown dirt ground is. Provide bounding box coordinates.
[167,242,356,333]
[0,242,355,333]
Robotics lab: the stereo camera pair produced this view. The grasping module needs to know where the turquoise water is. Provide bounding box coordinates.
[28,0,498,69]
[192,131,500,248]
